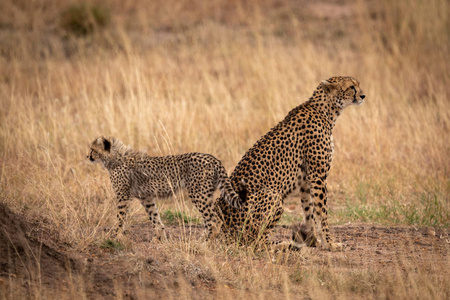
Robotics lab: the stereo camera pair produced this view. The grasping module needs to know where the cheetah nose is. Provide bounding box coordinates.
[360,94,366,100]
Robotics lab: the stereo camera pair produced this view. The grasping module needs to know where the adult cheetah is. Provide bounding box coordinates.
[215,76,365,251]
[87,136,240,240]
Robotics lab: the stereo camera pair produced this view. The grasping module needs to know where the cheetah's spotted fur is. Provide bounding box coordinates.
[87,136,240,240]
[215,76,365,251]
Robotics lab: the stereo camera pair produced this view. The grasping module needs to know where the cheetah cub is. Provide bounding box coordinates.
[87,136,240,240]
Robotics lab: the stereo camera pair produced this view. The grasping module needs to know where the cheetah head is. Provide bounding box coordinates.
[320,76,366,109]
[87,136,112,164]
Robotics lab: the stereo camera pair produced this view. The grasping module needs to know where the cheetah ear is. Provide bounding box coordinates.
[103,138,111,152]
[321,80,337,92]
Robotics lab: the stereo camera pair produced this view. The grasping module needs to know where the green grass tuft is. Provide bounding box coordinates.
[333,192,449,227]
[60,2,111,36]
[162,209,201,225]
[100,239,124,251]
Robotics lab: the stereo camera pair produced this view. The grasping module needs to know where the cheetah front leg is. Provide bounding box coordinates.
[115,200,130,235]
[297,173,320,247]
[307,166,342,252]
[139,196,167,241]
[111,180,132,237]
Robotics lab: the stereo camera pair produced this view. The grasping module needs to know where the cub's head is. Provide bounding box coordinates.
[87,136,112,164]
[320,76,365,109]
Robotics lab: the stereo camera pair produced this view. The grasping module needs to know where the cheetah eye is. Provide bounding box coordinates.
[350,85,356,92]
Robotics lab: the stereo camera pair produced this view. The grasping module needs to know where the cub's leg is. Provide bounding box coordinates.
[187,184,222,241]
[139,196,166,240]
[113,200,130,236]
[111,183,131,236]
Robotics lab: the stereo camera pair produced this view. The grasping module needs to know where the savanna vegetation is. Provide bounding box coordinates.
[0,0,448,299]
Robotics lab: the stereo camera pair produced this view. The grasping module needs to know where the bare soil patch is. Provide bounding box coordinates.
[0,203,78,297]
[1,203,448,299]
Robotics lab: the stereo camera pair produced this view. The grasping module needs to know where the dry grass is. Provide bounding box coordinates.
[0,0,449,298]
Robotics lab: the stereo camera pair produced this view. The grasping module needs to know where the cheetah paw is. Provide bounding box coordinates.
[325,242,343,252]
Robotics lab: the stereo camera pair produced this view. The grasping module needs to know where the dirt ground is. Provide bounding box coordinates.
[0,202,448,299]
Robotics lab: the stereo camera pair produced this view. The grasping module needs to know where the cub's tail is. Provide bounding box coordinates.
[217,165,241,209]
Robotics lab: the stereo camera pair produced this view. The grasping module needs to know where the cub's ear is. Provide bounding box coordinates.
[320,80,337,92]
[103,138,111,152]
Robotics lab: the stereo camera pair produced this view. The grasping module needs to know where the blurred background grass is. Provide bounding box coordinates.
[0,1,449,299]
[0,0,448,245]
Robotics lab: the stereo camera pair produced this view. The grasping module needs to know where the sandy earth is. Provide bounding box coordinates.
[1,203,448,299]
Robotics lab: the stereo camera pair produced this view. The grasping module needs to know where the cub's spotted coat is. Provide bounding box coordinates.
[87,137,240,240]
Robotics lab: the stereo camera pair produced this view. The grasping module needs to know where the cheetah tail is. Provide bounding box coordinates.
[218,166,242,209]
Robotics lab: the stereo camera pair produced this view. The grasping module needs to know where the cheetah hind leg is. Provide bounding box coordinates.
[269,240,304,252]
[253,233,303,252]
[271,222,326,252]
[283,222,320,248]
[187,188,223,242]
[200,207,223,242]
[244,189,285,250]
[205,214,222,242]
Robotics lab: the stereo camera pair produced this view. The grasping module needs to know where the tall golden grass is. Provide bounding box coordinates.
[0,0,449,298]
